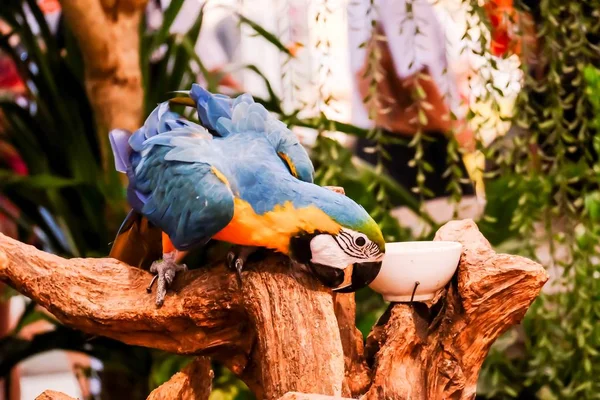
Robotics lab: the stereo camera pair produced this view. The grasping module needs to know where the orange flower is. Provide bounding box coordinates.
[38,0,61,14]
[286,42,304,58]
[484,0,520,57]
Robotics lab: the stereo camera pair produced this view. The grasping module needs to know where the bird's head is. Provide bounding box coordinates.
[289,193,385,292]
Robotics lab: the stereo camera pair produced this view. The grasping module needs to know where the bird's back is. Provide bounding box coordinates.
[109,86,317,253]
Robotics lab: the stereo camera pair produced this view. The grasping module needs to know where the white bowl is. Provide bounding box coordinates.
[369,241,462,302]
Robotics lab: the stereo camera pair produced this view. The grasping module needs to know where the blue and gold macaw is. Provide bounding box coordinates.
[109,84,384,306]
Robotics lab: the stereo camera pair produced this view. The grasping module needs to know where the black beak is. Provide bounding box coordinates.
[309,262,346,288]
[333,261,382,293]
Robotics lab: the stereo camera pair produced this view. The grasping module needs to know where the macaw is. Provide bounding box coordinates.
[109,84,385,306]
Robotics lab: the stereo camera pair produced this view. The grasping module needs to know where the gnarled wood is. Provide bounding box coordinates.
[0,233,343,399]
[1,219,547,400]
[34,391,76,400]
[363,219,548,400]
[333,293,370,397]
[229,258,344,399]
[278,393,352,400]
[0,233,247,355]
[147,357,212,400]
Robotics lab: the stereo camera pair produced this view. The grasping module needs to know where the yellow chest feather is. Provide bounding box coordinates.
[212,198,341,254]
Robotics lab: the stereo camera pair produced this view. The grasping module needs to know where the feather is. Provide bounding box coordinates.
[207,96,232,130]
[164,148,207,163]
[109,210,162,270]
[190,83,232,131]
[109,129,132,173]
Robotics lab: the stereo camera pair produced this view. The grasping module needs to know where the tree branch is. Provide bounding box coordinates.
[60,0,147,170]
[0,233,247,355]
[363,219,548,399]
[228,261,344,399]
[147,357,212,400]
[1,219,547,400]
[0,233,345,399]
[278,393,352,400]
[35,390,75,400]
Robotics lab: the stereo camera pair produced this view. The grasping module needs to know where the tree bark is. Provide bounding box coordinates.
[35,390,76,400]
[0,219,547,400]
[278,393,352,400]
[0,233,248,355]
[333,293,370,397]
[59,0,147,166]
[232,259,344,399]
[147,357,212,400]
[362,219,548,399]
[0,233,344,399]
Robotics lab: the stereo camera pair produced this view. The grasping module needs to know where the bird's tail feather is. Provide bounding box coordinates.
[109,128,132,173]
[109,209,162,270]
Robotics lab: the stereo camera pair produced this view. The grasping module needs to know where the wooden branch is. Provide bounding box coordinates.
[35,391,76,400]
[0,233,247,355]
[229,259,344,399]
[363,219,548,399]
[147,357,212,400]
[333,293,370,397]
[0,233,344,399]
[2,219,547,400]
[278,393,352,400]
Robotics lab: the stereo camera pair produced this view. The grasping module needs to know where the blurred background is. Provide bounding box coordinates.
[0,0,599,398]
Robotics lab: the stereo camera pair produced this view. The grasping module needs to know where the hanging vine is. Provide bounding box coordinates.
[478,0,600,398]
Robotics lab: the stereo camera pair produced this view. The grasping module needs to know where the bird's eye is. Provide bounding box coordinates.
[354,236,366,247]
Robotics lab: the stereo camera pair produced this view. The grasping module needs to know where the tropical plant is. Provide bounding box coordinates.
[474,1,600,398]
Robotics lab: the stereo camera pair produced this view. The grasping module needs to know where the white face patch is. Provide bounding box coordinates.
[309,228,384,269]
[310,235,354,269]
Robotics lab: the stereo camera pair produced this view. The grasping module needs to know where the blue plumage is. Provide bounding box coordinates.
[190,84,314,182]
[109,86,374,251]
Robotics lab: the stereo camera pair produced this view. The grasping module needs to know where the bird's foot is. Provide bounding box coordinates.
[147,252,188,307]
[227,246,257,287]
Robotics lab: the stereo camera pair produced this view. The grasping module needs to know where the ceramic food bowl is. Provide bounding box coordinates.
[368,241,462,302]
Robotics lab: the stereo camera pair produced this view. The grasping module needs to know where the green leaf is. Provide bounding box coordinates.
[239,64,282,112]
[151,0,185,51]
[237,14,293,56]
[0,171,82,190]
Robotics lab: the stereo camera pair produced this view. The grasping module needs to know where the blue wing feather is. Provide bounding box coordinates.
[134,146,234,250]
[109,101,233,250]
[190,84,314,183]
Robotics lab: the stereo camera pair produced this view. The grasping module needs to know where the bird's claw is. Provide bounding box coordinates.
[227,251,244,287]
[227,246,256,287]
[146,275,159,293]
[234,259,244,287]
[148,256,188,307]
